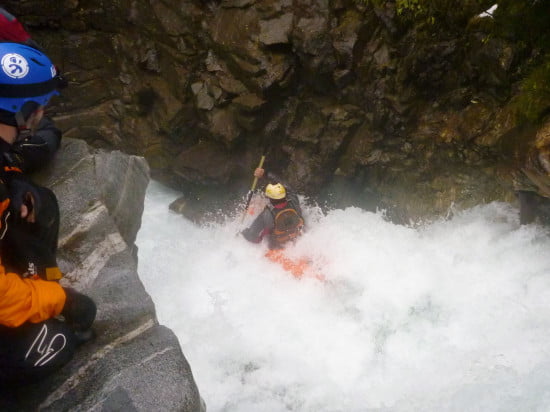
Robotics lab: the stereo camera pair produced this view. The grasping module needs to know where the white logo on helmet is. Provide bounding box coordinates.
[1,53,30,79]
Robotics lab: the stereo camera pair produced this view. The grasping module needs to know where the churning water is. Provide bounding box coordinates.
[136,180,550,412]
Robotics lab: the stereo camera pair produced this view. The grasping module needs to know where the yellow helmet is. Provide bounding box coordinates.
[265,183,286,200]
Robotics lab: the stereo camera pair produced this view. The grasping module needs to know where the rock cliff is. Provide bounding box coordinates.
[4,1,550,222]
[1,138,203,411]
[4,1,550,220]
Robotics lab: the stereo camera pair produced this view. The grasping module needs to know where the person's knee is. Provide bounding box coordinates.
[0,319,77,385]
[61,288,96,332]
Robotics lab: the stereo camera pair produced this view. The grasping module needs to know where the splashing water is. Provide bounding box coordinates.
[137,181,550,412]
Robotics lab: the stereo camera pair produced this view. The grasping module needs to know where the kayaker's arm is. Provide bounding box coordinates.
[241,208,273,243]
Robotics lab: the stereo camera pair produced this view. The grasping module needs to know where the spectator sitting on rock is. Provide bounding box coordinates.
[0,8,67,280]
[0,40,95,384]
[0,174,96,385]
[0,42,65,281]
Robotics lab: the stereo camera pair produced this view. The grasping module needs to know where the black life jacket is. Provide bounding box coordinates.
[268,200,304,248]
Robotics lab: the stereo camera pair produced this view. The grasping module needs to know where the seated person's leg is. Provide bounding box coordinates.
[0,318,76,384]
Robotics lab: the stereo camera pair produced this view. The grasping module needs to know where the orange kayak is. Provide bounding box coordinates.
[265,249,326,282]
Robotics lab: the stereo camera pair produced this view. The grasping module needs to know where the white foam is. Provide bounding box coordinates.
[137,180,550,412]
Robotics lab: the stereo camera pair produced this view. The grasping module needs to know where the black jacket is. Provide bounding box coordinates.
[0,117,62,280]
[13,117,62,173]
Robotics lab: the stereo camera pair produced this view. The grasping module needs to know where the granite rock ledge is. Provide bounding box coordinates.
[2,138,204,412]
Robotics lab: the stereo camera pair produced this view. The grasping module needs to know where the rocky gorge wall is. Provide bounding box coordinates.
[0,0,547,408]
[5,0,550,223]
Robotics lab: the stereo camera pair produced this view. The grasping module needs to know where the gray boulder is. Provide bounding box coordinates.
[3,138,204,411]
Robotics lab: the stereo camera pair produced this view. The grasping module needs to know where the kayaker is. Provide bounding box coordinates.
[241,167,305,250]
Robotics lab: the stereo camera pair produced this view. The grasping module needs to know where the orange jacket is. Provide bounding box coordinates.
[0,263,66,327]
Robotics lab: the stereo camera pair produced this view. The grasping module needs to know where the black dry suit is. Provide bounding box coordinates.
[242,192,305,250]
[0,116,62,280]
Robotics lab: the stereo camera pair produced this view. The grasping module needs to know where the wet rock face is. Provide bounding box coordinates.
[5,0,550,221]
[511,118,550,224]
[3,139,203,411]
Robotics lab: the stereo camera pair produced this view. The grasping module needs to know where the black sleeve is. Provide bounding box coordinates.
[0,185,60,280]
[13,117,62,173]
[241,208,273,243]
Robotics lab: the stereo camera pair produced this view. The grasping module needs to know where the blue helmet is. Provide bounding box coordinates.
[0,42,60,114]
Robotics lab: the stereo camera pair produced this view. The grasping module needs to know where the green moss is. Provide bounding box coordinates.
[492,0,550,51]
[508,55,550,123]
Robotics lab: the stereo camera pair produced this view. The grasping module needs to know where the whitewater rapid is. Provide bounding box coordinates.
[136,180,550,412]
